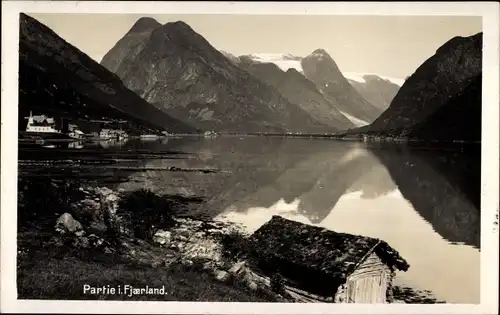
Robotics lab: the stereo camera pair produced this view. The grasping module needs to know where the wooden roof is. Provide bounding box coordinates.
[246,216,409,283]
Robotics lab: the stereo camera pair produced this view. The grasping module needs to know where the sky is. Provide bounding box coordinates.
[28,13,482,79]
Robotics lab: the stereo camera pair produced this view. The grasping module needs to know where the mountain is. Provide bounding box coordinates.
[241,53,304,73]
[300,49,383,124]
[100,17,161,74]
[220,51,240,65]
[19,13,194,134]
[345,73,402,111]
[234,53,405,127]
[358,33,483,142]
[101,19,333,134]
[237,60,355,130]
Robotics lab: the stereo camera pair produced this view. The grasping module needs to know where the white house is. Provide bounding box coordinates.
[25,111,59,133]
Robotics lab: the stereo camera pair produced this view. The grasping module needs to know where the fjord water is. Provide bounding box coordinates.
[20,136,480,303]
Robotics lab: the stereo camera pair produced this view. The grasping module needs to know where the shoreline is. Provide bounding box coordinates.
[18,132,481,146]
[16,178,446,303]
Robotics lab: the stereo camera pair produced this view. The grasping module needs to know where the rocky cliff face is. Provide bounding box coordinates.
[361,33,482,141]
[19,13,194,134]
[407,75,481,142]
[100,17,161,74]
[301,49,383,124]
[237,61,354,130]
[347,75,401,112]
[101,19,332,134]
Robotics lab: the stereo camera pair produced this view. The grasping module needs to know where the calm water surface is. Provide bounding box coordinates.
[20,136,481,303]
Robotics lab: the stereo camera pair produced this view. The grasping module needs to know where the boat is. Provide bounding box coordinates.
[140,134,159,140]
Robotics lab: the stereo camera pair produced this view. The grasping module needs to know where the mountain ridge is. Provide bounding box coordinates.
[353,32,483,142]
[19,13,195,134]
[237,61,355,130]
[101,19,336,134]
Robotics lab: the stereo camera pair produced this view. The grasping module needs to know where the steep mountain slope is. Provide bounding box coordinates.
[100,17,161,74]
[408,75,481,142]
[101,20,332,134]
[346,74,401,111]
[220,50,240,66]
[237,60,354,130]
[19,13,194,134]
[358,33,482,141]
[233,53,404,127]
[301,49,383,124]
[242,53,304,73]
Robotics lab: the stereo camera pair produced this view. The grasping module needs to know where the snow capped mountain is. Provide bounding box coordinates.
[338,111,370,127]
[248,53,301,61]
[344,72,405,87]
[240,53,405,87]
[346,74,401,112]
[230,51,405,126]
[243,53,304,73]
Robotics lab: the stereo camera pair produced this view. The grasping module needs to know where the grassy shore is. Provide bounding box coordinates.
[16,179,277,302]
[17,178,444,303]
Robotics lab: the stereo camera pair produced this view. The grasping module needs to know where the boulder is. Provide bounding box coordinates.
[247,281,258,291]
[72,236,90,248]
[96,186,113,197]
[228,260,246,275]
[213,269,230,282]
[105,193,119,203]
[55,213,83,234]
[182,238,223,264]
[153,230,172,245]
[87,234,106,247]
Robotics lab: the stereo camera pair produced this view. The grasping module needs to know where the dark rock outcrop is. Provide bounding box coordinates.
[19,13,194,134]
[301,49,382,123]
[359,33,483,142]
[407,75,481,142]
[238,61,354,130]
[101,19,332,134]
[347,75,401,112]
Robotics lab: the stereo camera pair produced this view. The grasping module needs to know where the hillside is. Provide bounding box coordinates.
[355,33,482,142]
[101,19,333,134]
[19,13,195,134]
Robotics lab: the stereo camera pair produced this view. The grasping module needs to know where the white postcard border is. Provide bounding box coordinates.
[1,1,498,314]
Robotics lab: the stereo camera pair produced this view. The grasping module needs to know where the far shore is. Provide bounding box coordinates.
[17,131,481,146]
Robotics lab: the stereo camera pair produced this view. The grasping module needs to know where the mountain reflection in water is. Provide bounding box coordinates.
[110,137,479,304]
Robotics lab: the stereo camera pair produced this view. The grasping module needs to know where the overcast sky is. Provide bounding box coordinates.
[28,13,482,79]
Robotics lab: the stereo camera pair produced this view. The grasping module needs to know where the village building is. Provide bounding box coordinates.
[25,111,59,133]
[235,216,409,303]
[99,128,128,140]
[68,124,85,139]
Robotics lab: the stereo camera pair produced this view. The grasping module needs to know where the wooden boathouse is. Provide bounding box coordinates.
[232,216,410,303]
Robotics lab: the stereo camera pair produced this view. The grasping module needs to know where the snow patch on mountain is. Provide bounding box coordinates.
[244,54,405,87]
[339,110,370,127]
[246,53,304,73]
[344,72,405,87]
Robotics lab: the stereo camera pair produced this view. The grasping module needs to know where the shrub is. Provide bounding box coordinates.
[117,189,176,240]
[18,178,85,226]
[219,230,249,262]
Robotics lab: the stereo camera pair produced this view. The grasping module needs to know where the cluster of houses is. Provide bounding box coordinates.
[24,111,129,141]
